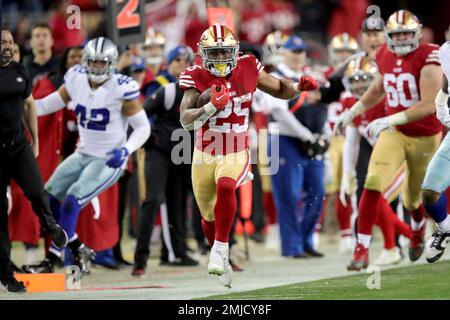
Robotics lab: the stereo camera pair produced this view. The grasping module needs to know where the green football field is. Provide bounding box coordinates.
[204,260,450,300]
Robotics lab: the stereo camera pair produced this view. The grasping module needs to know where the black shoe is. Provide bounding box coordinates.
[115,257,133,267]
[198,242,210,256]
[22,259,54,274]
[0,277,27,293]
[250,231,265,244]
[292,253,308,259]
[305,248,324,258]
[167,256,199,267]
[73,246,95,275]
[50,225,68,249]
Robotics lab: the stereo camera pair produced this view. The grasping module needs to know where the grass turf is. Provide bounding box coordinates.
[203,260,450,300]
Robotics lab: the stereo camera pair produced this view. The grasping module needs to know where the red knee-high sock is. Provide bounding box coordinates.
[263,192,277,225]
[201,218,216,247]
[357,189,382,236]
[409,204,426,223]
[214,177,238,243]
[336,195,352,235]
[376,197,396,249]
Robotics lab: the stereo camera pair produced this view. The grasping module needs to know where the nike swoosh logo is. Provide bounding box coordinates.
[216,94,226,101]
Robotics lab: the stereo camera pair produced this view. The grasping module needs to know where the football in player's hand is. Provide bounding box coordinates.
[196,88,220,116]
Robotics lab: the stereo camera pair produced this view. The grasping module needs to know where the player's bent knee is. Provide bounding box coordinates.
[421,189,441,207]
[216,177,237,194]
[363,175,383,192]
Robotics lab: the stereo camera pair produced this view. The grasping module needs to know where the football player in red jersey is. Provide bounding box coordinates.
[334,10,443,271]
[179,24,318,287]
[340,56,413,265]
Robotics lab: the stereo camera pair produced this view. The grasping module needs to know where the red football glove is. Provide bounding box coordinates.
[298,76,319,91]
[211,84,229,111]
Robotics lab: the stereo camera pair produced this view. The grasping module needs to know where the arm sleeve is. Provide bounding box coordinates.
[124,109,151,153]
[271,107,315,142]
[342,125,361,174]
[319,75,345,103]
[35,90,66,116]
[143,85,165,116]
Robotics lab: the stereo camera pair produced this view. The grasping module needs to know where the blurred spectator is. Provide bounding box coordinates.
[25,22,58,84]
[327,0,369,39]
[264,0,299,35]
[12,43,22,64]
[183,3,209,52]
[139,28,167,98]
[420,26,435,44]
[237,0,272,45]
[49,0,85,55]
[12,17,31,54]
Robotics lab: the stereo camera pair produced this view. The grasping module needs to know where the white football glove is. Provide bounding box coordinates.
[366,117,391,138]
[339,171,355,207]
[333,110,355,136]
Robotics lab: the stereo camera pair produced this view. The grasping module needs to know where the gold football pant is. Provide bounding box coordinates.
[364,129,441,210]
[192,148,250,221]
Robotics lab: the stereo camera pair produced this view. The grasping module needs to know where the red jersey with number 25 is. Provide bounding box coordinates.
[179,55,264,155]
[376,43,442,136]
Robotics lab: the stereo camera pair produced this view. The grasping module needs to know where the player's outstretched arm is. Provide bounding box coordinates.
[122,99,151,154]
[34,85,71,116]
[256,69,318,100]
[22,94,39,157]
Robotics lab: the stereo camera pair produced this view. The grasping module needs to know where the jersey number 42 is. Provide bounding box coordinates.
[75,104,110,131]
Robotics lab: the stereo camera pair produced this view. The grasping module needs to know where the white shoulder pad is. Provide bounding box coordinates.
[439,42,450,81]
[115,73,141,101]
[64,64,87,97]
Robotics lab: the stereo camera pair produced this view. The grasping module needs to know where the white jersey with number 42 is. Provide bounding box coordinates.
[64,64,140,159]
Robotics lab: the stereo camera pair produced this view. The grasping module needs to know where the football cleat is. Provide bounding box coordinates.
[74,246,95,275]
[0,277,27,293]
[347,243,369,271]
[219,260,233,288]
[373,247,402,266]
[409,223,425,262]
[425,229,450,263]
[50,225,68,249]
[22,259,54,274]
[208,245,229,276]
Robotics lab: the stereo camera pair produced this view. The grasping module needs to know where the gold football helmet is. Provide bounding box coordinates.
[198,24,239,77]
[385,10,422,55]
[143,27,166,47]
[343,56,378,99]
[329,33,359,64]
[262,31,289,66]
[139,27,166,66]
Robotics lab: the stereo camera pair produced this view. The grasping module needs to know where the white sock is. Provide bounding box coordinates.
[213,240,228,250]
[357,233,371,248]
[411,218,425,231]
[438,216,450,233]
